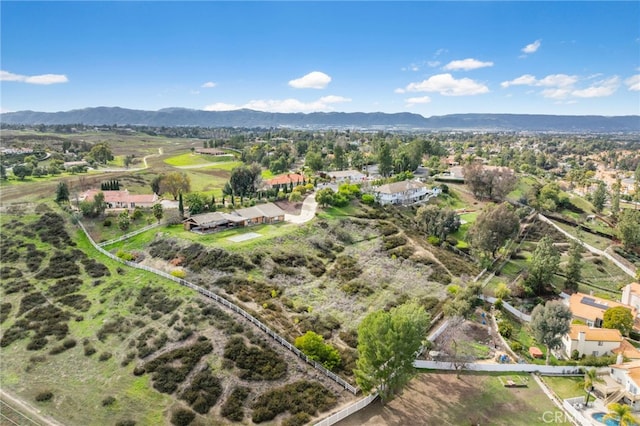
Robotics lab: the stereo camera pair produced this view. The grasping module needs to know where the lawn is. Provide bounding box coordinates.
[337,371,572,426]
[164,152,236,167]
[551,219,612,251]
[541,375,584,400]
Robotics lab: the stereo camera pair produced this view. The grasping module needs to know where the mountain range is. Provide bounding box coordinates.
[2,107,639,132]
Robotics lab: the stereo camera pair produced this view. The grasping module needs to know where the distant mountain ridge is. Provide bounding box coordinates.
[2,107,639,132]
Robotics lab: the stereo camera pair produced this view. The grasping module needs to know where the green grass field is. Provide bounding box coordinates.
[163,152,236,167]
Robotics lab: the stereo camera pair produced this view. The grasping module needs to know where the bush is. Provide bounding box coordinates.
[115,421,136,426]
[223,336,286,381]
[251,381,336,423]
[35,391,53,402]
[361,194,375,205]
[102,396,116,406]
[170,269,186,279]
[116,250,135,261]
[283,413,312,426]
[497,320,512,338]
[99,352,113,361]
[179,367,222,414]
[427,235,441,246]
[220,386,249,422]
[170,408,195,426]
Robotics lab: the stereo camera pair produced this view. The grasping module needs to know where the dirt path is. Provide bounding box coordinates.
[0,389,65,426]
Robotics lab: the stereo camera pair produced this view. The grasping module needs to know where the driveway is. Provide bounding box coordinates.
[285,193,318,224]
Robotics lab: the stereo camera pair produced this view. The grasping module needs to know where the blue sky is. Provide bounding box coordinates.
[1,1,639,116]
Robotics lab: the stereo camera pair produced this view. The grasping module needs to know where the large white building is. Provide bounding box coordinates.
[562,324,623,358]
[371,180,439,205]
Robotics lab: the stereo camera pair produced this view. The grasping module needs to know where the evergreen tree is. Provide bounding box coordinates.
[55,182,70,203]
[178,192,184,219]
[525,236,560,295]
[564,239,584,293]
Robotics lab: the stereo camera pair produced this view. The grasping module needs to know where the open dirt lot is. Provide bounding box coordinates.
[336,371,572,426]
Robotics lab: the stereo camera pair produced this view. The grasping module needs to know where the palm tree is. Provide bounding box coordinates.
[604,402,639,426]
[578,368,600,406]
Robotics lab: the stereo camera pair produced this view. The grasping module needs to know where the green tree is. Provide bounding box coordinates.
[525,236,560,295]
[185,192,206,215]
[288,191,302,203]
[88,142,113,164]
[151,175,163,196]
[564,239,584,293]
[611,178,621,219]
[152,203,163,223]
[530,301,572,365]
[578,368,601,405]
[603,306,634,336]
[415,205,460,241]
[0,163,6,180]
[118,211,131,231]
[316,188,335,207]
[355,302,429,401]
[178,192,184,219]
[294,331,341,371]
[592,180,607,213]
[377,142,393,177]
[333,144,346,170]
[617,209,640,250]
[604,402,639,426]
[305,151,324,172]
[229,163,262,197]
[463,163,517,201]
[93,192,106,217]
[160,172,191,200]
[12,164,32,180]
[55,182,70,203]
[466,202,520,258]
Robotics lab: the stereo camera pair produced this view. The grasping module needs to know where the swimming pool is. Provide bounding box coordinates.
[592,412,639,426]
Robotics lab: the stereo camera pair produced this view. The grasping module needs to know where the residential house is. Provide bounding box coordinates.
[183,212,245,232]
[194,148,230,156]
[233,203,285,225]
[82,189,158,211]
[371,180,439,205]
[622,283,640,313]
[562,324,623,358]
[183,202,285,233]
[566,292,632,328]
[597,359,640,410]
[326,170,366,183]
[263,173,305,190]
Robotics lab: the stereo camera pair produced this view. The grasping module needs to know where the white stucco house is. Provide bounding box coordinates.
[622,283,640,313]
[371,180,440,205]
[326,170,366,183]
[562,324,623,358]
[597,359,640,410]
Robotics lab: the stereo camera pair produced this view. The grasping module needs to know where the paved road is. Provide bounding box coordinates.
[284,193,318,224]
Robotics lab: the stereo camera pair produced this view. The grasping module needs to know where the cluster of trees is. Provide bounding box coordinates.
[464,163,517,201]
[100,180,120,191]
[316,184,360,208]
[151,172,191,200]
[415,205,460,243]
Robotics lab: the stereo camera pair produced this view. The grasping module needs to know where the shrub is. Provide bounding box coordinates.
[171,269,186,279]
[361,194,375,205]
[283,413,312,426]
[115,421,136,426]
[251,381,336,423]
[497,320,512,338]
[179,367,222,414]
[427,235,441,246]
[220,386,249,422]
[35,391,53,402]
[223,336,286,381]
[170,408,196,426]
[99,352,113,361]
[116,250,135,261]
[294,331,341,370]
[102,396,116,406]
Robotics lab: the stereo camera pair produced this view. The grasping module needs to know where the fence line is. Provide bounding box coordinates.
[479,295,532,322]
[413,360,583,375]
[76,220,359,395]
[98,222,161,247]
[313,393,378,426]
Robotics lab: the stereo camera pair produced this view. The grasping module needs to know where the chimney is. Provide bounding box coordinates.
[617,353,624,365]
[579,331,586,343]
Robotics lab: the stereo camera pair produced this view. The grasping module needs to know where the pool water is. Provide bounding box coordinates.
[592,412,620,426]
[592,412,639,426]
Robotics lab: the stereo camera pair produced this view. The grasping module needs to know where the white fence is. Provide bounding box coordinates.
[479,295,532,322]
[76,220,359,395]
[413,360,583,375]
[98,222,160,247]
[314,393,378,426]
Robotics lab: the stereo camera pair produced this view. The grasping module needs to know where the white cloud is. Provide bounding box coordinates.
[443,58,494,71]
[288,71,331,89]
[625,74,640,91]
[204,95,350,113]
[502,74,577,88]
[502,73,619,99]
[394,88,406,94]
[203,102,240,111]
[1,70,68,85]
[427,61,441,68]
[572,76,619,98]
[521,39,541,54]
[405,96,431,107]
[201,82,217,88]
[403,73,489,96]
